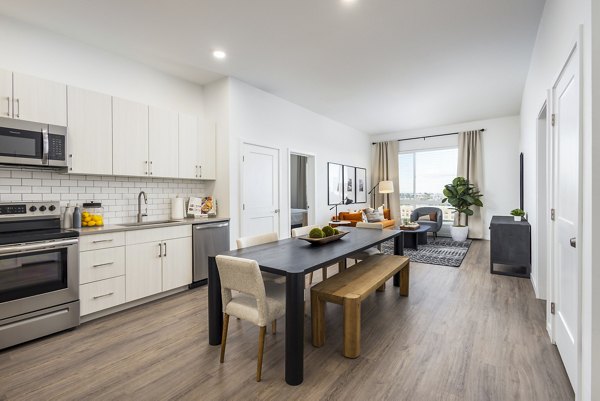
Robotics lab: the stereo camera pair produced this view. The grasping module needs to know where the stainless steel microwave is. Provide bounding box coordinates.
[0,117,67,168]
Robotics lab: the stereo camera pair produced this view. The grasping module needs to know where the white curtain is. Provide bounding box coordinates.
[457,130,483,239]
[371,141,400,220]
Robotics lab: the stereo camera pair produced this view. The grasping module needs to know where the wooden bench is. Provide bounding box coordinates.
[311,254,410,358]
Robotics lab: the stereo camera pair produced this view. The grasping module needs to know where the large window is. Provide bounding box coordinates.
[399,147,458,222]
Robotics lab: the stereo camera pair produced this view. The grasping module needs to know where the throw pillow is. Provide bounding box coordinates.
[377,205,385,215]
[344,212,363,221]
[417,215,431,221]
[361,211,368,223]
[429,212,437,221]
[366,210,383,222]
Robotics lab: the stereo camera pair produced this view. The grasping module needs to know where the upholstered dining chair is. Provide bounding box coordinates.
[349,222,384,262]
[236,233,285,284]
[216,255,286,382]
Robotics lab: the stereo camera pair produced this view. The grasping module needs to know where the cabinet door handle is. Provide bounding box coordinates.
[163,242,167,257]
[159,243,163,257]
[93,292,114,299]
[199,165,202,178]
[195,165,198,178]
[145,161,148,175]
[69,154,73,171]
[92,262,114,268]
[149,160,153,175]
[570,237,576,248]
[5,97,9,116]
[14,98,19,118]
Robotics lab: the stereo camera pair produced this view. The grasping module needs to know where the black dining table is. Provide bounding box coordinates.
[207,227,404,385]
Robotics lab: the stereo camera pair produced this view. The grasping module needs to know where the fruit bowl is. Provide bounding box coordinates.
[297,230,349,245]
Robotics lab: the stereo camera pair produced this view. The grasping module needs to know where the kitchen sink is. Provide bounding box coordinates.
[119,220,181,227]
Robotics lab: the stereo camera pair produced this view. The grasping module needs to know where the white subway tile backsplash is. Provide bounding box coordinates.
[3,168,210,225]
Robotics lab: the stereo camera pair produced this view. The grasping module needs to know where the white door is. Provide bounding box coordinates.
[12,72,67,126]
[199,121,217,179]
[551,45,580,390]
[67,87,113,175]
[113,97,149,177]
[178,113,199,179]
[125,241,163,302]
[0,69,12,118]
[162,237,193,291]
[241,143,279,238]
[149,106,179,178]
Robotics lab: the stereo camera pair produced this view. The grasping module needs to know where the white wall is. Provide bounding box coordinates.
[0,15,204,114]
[520,0,599,399]
[371,115,521,240]
[213,78,370,246]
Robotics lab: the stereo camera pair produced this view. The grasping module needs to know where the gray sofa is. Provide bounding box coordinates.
[410,207,443,239]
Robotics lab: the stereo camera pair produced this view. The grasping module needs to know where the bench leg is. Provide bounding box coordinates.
[311,291,326,347]
[399,263,410,297]
[343,294,361,358]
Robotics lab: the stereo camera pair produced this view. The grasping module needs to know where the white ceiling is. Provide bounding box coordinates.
[0,0,545,134]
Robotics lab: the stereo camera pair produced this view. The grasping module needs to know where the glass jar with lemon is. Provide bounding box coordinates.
[82,202,104,227]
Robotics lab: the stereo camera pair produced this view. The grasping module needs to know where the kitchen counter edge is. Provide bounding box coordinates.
[71,217,231,236]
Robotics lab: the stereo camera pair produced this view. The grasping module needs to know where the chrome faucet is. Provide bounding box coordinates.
[137,191,148,222]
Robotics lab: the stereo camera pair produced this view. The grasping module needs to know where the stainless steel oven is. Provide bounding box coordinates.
[0,202,79,349]
[0,117,67,168]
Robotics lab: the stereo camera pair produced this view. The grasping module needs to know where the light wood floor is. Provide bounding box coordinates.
[0,240,574,401]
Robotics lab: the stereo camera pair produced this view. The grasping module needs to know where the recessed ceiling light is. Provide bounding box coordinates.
[212,50,227,60]
[341,0,357,4]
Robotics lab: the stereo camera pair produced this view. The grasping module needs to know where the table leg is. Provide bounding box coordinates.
[417,231,428,245]
[208,256,223,345]
[286,272,305,385]
[394,232,404,287]
[404,233,417,249]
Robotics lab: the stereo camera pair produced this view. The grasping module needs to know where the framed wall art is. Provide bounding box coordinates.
[327,162,343,205]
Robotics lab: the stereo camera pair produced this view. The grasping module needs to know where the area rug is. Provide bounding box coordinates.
[381,237,472,268]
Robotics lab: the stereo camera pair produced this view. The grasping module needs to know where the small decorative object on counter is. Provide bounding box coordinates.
[510,208,526,222]
[82,201,104,227]
[72,205,82,229]
[63,202,73,229]
[188,196,216,218]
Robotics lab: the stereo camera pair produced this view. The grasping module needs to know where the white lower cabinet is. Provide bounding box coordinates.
[125,241,164,302]
[79,227,192,317]
[80,276,126,316]
[162,237,193,291]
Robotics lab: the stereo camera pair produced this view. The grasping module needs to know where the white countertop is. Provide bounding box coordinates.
[72,216,230,236]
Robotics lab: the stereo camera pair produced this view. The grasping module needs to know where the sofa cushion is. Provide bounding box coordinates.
[365,210,383,222]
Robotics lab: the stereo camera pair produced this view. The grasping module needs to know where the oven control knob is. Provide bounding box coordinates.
[39,205,47,212]
[29,206,37,212]
[49,205,56,212]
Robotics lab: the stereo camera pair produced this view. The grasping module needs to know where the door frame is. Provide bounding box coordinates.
[534,99,549,302]
[239,140,282,239]
[287,149,317,232]
[546,33,583,395]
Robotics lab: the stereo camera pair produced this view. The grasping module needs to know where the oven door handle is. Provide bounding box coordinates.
[0,238,78,255]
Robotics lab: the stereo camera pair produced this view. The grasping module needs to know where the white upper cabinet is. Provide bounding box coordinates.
[113,97,149,177]
[0,69,12,118]
[198,120,216,180]
[67,87,113,175]
[12,72,67,126]
[178,113,199,179]
[149,106,179,178]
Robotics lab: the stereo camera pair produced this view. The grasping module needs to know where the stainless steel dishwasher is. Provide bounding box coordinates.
[190,220,230,287]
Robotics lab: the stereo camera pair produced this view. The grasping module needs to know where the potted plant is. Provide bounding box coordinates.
[510,208,526,221]
[442,177,483,241]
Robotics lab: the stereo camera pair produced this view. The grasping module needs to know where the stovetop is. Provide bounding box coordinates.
[0,201,78,245]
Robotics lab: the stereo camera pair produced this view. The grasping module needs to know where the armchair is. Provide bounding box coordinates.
[410,207,443,239]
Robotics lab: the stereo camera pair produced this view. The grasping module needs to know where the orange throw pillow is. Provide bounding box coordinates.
[429,212,437,221]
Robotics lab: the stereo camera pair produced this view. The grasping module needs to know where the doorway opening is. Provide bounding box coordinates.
[289,151,316,233]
